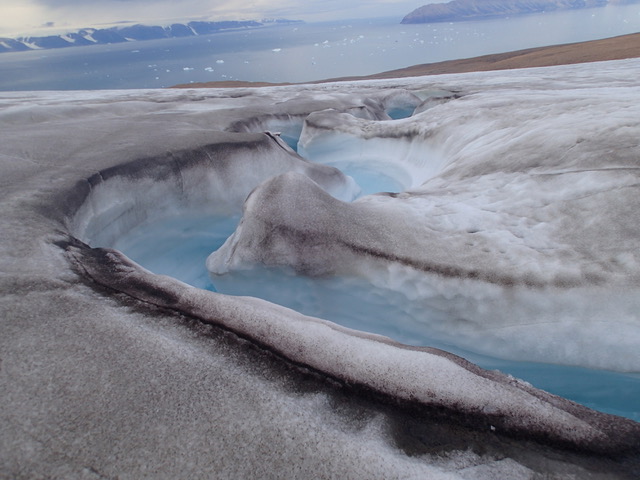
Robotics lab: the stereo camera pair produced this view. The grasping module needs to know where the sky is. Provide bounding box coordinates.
[0,0,440,36]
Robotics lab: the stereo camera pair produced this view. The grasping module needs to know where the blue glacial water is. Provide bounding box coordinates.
[111,210,640,421]
[109,187,640,422]
[103,95,640,421]
[1,4,640,90]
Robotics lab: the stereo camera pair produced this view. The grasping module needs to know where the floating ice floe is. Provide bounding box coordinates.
[1,59,640,478]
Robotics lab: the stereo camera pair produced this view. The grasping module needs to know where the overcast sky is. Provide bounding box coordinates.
[0,0,439,36]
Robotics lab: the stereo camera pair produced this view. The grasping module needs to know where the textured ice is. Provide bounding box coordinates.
[72,131,359,248]
[209,63,640,373]
[2,59,640,478]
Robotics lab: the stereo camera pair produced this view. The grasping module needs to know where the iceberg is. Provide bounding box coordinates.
[1,59,640,478]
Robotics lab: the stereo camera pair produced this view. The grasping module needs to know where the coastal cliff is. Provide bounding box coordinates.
[402,0,613,24]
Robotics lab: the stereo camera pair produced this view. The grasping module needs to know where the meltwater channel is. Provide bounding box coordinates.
[110,135,639,422]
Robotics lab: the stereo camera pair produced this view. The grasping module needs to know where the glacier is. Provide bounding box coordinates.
[1,59,640,478]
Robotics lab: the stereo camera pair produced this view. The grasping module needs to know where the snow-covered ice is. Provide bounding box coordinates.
[1,59,640,478]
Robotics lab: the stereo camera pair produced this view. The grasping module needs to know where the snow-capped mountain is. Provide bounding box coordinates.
[0,19,303,54]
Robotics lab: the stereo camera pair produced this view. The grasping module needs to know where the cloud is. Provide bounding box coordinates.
[0,1,44,35]
[0,0,431,36]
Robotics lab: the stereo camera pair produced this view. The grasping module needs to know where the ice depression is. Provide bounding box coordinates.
[1,59,640,478]
[209,76,640,372]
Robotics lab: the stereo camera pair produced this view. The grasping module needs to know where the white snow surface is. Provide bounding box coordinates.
[1,59,640,478]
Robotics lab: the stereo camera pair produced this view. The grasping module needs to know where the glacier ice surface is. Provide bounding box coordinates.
[208,76,640,372]
[2,59,640,478]
[94,59,640,419]
[116,209,640,421]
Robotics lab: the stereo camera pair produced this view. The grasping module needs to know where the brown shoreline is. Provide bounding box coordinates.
[172,31,640,89]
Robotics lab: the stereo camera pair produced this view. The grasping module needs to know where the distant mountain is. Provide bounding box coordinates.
[0,19,303,54]
[401,0,634,24]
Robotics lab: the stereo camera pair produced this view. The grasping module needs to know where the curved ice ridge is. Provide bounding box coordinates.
[64,238,640,454]
[72,132,359,247]
[228,89,450,194]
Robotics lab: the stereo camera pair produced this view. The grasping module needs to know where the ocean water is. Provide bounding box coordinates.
[1,4,639,90]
